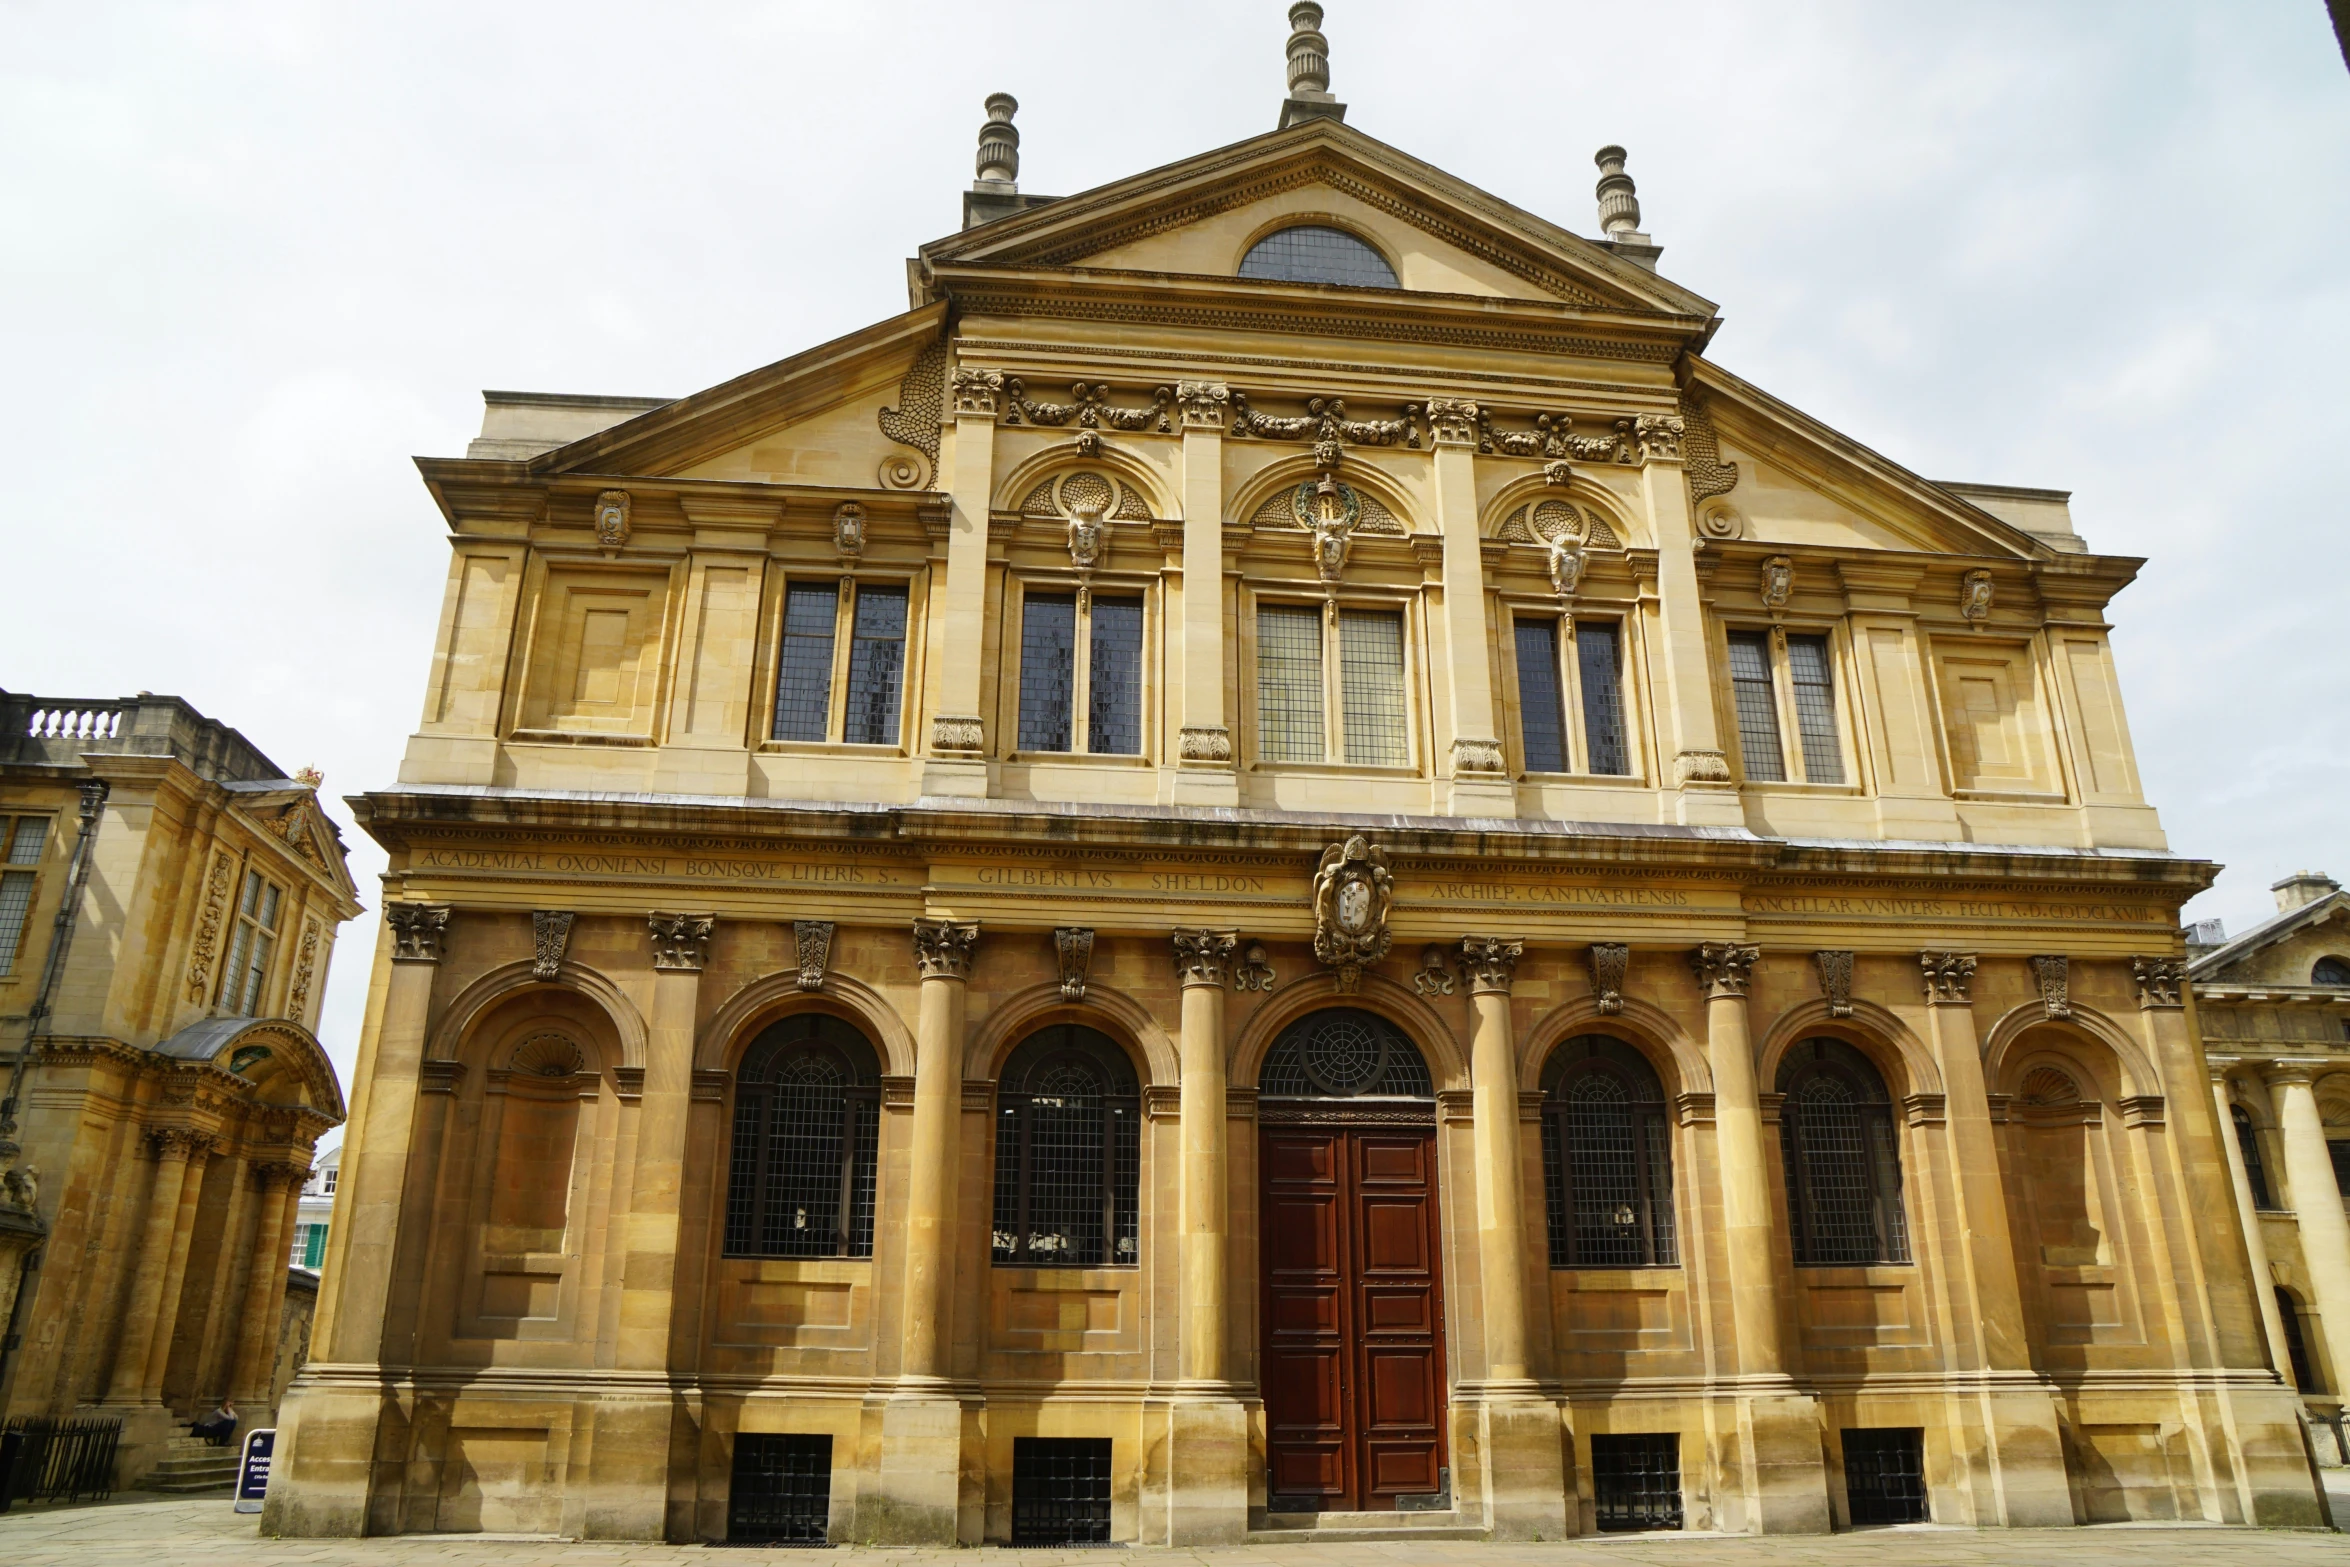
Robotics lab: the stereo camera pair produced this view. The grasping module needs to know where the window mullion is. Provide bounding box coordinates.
[1015,1100,1034,1265]
[828,580,855,743]
[1323,602,1343,762]
[1770,627,1805,783]
[1558,612,1583,775]
[1071,595,1094,754]
[834,1093,857,1257]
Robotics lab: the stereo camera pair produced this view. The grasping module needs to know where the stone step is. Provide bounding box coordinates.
[1250,1509,1487,1543]
[142,1474,237,1494]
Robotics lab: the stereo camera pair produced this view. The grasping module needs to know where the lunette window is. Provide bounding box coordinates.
[1513,616,1632,776]
[1541,1035,1676,1267]
[1255,603,1410,766]
[219,869,283,1016]
[0,814,50,978]
[1725,629,1844,784]
[770,580,909,746]
[1777,1038,1909,1265]
[1236,225,1399,289]
[1016,592,1145,756]
[992,1026,1140,1268]
[723,1014,881,1259]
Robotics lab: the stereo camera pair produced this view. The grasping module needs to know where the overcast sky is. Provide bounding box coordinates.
[6,2,2347,1112]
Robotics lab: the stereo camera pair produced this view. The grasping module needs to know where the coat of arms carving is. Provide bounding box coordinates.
[1311,835,1393,992]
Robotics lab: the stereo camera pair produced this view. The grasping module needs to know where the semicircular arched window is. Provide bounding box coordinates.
[724,1013,881,1259]
[1238,225,1399,289]
[1541,1035,1675,1268]
[1776,1037,1909,1266]
[1259,1008,1433,1098]
[2314,956,2350,987]
[992,1025,1141,1268]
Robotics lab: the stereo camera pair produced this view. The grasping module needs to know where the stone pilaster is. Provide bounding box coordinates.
[230,1161,304,1407]
[924,368,1000,797]
[1426,400,1512,816]
[1642,421,1739,825]
[1173,384,1238,806]
[105,1128,206,1403]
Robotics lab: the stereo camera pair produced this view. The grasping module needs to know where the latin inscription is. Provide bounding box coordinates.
[1745,893,2159,924]
[409,847,913,885]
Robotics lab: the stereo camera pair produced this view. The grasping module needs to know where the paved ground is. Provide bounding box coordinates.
[6,1491,2350,1567]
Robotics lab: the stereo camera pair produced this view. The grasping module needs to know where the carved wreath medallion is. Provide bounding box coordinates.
[1311,835,1393,993]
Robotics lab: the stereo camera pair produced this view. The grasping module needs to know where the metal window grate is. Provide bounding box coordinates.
[1542,1038,1674,1268]
[1259,1009,1432,1098]
[993,1028,1140,1268]
[1779,1039,1907,1265]
[1786,634,1844,783]
[1237,225,1398,289]
[727,1433,833,1545]
[841,585,907,745]
[2279,1289,2323,1392]
[1088,596,1144,755]
[1339,609,1408,766]
[1256,604,1325,762]
[1726,630,1785,781]
[1576,621,1630,775]
[1590,1433,1682,1531]
[724,1017,881,1259]
[1018,593,1077,752]
[1841,1428,1927,1525]
[1515,618,1568,772]
[1011,1438,1114,1545]
[2234,1107,2274,1209]
[773,582,840,741]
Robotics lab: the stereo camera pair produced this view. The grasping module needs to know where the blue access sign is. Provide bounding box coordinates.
[234,1428,275,1514]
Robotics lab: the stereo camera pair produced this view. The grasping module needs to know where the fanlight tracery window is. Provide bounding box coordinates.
[992,1026,1141,1268]
[1541,1035,1676,1268]
[1776,1038,1909,1266]
[1237,225,1399,289]
[2314,956,2350,987]
[1258,1008,1433,1098]
[724,1014,881,1259]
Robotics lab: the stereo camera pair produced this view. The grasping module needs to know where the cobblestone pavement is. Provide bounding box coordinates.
[5,1493,2350,1567]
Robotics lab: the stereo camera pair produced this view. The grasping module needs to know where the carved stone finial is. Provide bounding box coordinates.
[647,912,715,972]
[1919,951,1977,1006]
[1311,836,1394,993]
[1689,942,1759,1000]
[974,93,1019,189]
[1173,928,1238,989]
[530,911,574,982]
[832,502,866,561]
[794,921,835,992]
[1815,950,1855,1017]
[1961,569,1994,625]
[387,903,451,965]
[1279,3,1346,128]
[1458,936,1524,995]
[1410,944,1455,998]
[2131,955,2187,1010]
[1595,145,1641,237]
[1055,927,1097,1001]
[1232,941,1276,993]
[1589,943,1629,1014]
[2031,955,2071,1020]
[292,766,323,789]
[913,919,980,981]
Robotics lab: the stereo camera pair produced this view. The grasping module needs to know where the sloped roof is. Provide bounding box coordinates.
[2188,888,2350,980]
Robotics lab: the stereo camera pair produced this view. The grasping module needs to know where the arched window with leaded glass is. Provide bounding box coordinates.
[724,1014,881,1258]
[1540,1035,1675,1268]
[1776,1037,1909,1266]
[992,1026,1141,1268]
[1257,1008,1433,1099]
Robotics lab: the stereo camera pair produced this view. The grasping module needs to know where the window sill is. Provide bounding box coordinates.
[1005,752,1153,768]
[1793,1262,1916,1279]
[1738,779,1862,795]
[508,729,655,748]
[756,740,909,758]
[1952,787,2069,805]
[1552,1265,1683,1281]
[989,1260,1140,1275]
[1248,760,1422,777]
[1520,771,1648,787]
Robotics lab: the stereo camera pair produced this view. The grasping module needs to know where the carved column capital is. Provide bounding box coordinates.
[1588,942,1629,1014]
[1690,941,1759,1000]
[950,366,1005,419]
[387,903,451,964]
[1424,397,1482,448]
[2263,1060,2322,1090]
[1633,413,1685,463]
[1178,725,1233,764]
[1172,928,1237,989]
[913,919,980,981]
[1919,951,1978,1006]
[1177,380,1230,431]
[149,1126,216,1161]
[1449,737,1506,776]
[1458,936,1524,995]
[252,1159,307,1191]
[2131,955,2188,1010]
[929,714,986,756]
[647,912,715,972]
[2030,954,2071,1020]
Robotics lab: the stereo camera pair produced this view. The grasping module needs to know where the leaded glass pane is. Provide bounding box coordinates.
[1577,621,1631,775]
[6,818,46,865]
[1236,225,1400,289]
[1087,596,1143,755]
[1567,1074,1644,1267]
[1515,619,1567,773]
[993,1027,1141,1269]
[1788,1076,1876,1264]
[724,1018,881,1259]
[2235,1107,2275,1208]
[1257,604,1325,762]
[1786,634,1844,783]
[1727,630,1786,781]
[1259,1009,1433,1098]
[0,871,34,977]
[842,585,907,745]
[1018,594,1077,753]
[773,581,840,741]
[1339,609,1408,766]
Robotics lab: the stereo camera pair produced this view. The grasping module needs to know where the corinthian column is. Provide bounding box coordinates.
[106,1128,206,1403]
[230,1161,303,1404]
[1171,929,1235,1384]
[2212,1069,2295,1384]
[2270,1063,2350,1378]
[138,1133,216,1400]
[1460,936,1532,1385]
[1693,941,1780,1375]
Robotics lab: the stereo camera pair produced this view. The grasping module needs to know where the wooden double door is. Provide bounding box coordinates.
[1259,1116,1448,1511]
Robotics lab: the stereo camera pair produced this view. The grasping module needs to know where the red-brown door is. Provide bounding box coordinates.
[1261,1121,1446,1511]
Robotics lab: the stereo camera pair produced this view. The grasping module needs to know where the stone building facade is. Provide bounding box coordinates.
[266,19,2320,1542]
[0,690,358,1484]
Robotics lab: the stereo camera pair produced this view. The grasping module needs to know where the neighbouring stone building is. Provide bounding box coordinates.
[0,689,359,1486]
[264,9,2321,1544]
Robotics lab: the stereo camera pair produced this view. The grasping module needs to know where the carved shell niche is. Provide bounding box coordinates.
[508,1031,586,1079]
[1246,478,1406,535]
[1018,470,1153,522]
[1497,498,1621,549]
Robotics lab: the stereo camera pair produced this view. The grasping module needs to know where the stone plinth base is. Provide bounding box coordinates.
[1714,1390,1831,1534]
[861,1394,970,1544]
[257,1380,392,1537]
[1158,1396,1248,1544]
[1477,1396,1569,1540]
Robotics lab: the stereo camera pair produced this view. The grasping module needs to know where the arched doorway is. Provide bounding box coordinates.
[1257,1008,1446,1514]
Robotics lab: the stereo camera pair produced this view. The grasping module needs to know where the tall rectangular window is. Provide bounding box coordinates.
[1086,597,1144,756]
[221,869,282,1016]
[1017,593,1078,752]
[842,585,907,745]
[1577,621,1630,776]
[1514,619,1568,773]
[0,815,49,978]
[1256,605,1325,763]
[1726,630,1786,782]
[771,581,840,742]
[1339,609,1408,766]
[1785,634,1844,784]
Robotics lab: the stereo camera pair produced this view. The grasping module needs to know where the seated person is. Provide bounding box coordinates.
[189,1399,237,1446]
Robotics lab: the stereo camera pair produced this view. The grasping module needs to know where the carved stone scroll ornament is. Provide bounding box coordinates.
[832,503,866,561]
[647,913,715,972]
[1410,945,1455,998]
[1001,379,1173,434]
[593,489,631,549]
[913,919,980,981]
[184,850,236,999]
[387,903,451,965]
[929,714,986,755]
[794,921,835,992]
[2031,954,2071,1020]
[1172,928,1237,989]
[1673,749,1733,785]
[1311,836,1395,994]
[1919,951,1977,1006]
[1759,555,1794,613]
[531,911,575,982]
[286,919,322,1020]
[950,367,1005,418]
[1176,380,1230,431]
[877,336,947,490]
[1458,936,1524,995]
[1689,941,1760,1000]
[1232,941,1276,993]
[1055,927,1097,1002]
[1588,942,1629,1015]
[1178,725,1233,764]
[1961,569,1995,625]
[2131,955,2188,1010]
[1678,384,1740,503]
[1815,949,1855,1017]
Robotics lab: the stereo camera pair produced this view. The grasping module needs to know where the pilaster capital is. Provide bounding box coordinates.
[1450,736,1506,776]
[1672,748,1732,785]
[1690,941,1759,1000]
[913,918,980,981]
[252,1159,307,1191]
[1178,725,1233,765]
[1919,951,1978,1006]
[1424,397,1482,448]
[1634,413,1685,464]
[929,714,986,756]
[1459,936,1524,995]
[647,912,715,972]
[1172,928,1238,989]
[1177,380,1230,431]
[2262,1060,2324,1090]
[387,903,451,964]
[1815,949,1855,1017]
[2130,955,2188,1010]
[950,366,1005,419]
[149,1126,216,1161]
[1588,942,1629,1014]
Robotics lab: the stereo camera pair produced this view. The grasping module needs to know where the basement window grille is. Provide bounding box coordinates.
[726,1433,832,1545]
[1841,1428,1927,1525]
[1590,1433,1682,1532]
[1010,1437,1114,1545]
